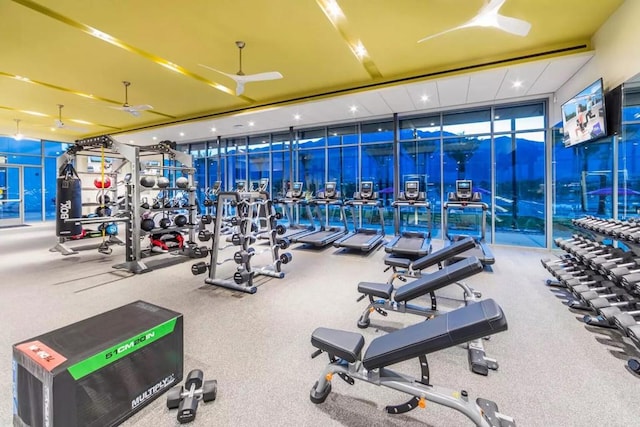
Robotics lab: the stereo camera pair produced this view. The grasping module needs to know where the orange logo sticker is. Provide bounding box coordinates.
[16,341,67,372]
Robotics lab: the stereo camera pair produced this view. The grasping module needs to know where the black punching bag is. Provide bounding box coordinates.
[56,163,82,236]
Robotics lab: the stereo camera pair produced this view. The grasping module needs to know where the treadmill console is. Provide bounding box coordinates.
[236,180,246,192]
[359,181,374,200]
[324,182,337,199]
[291,181,303,198]
[404,181,419,200]
[259,178,269,192]
[211,180,221,195]
[455,180,472,200]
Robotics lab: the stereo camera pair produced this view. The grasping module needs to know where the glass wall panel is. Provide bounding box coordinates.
[362,121,393,143]
[619,84,640,219]
[193,157,206,214]
[298,128,326,149]
[328,125,357,146]
[399,139,441,237]
[248,145,270,191]
[271,149,290,199]
[443,136,492,243]
[400,115,442,140]
[552,133,614,240]
[2,155,41,165]
[297,148,325,195]
[0,138,41,155]
[190,143,207,158]
[443,109,491,136]
[227,155,247,189]
[44,157,57,220]
[494,104,545,133]
[24,166,43,221]
[272,132,291,151]
[494,131,545,247]
[327,145,358,198]
[43,141,71,157]
[361,143,394,233]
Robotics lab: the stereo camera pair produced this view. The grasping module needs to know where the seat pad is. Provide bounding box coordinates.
[362,299,507,370]
[394,257,483,303]
[311,328,365,363]
[383,255,411,269]
[357,282,394,299]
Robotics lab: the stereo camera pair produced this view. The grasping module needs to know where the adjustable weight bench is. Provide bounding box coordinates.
[309,299,514,426]
[384,236,477,280]
[357,256,496,375]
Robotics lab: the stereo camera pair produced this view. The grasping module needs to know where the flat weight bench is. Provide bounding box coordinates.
[357,257,496,375]
[309,299,515,427]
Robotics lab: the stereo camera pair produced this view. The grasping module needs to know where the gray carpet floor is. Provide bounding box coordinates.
[1,223,639,426]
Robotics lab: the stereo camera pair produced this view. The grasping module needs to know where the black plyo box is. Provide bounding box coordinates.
[12,300,183,427]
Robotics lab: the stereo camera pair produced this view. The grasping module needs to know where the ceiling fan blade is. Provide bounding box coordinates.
[495,14,531,36]
[417,25,468,43]
[130,104,154,111]
[235,82,245,96]
[240,72,283,82]
[128,109,141,117]
[478,0,507,16]
[199,64,238,79]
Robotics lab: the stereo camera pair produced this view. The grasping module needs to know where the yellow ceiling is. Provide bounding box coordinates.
[0,0,624,142]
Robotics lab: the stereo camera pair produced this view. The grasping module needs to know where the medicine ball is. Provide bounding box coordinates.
[159,217,171,229]
[140,176,156,188]
[157,176,170,188]
[105,223,118,236]
[176,177,189,189]
[94,177,111,189]
[174,214,188,227]
[141,218,155,232]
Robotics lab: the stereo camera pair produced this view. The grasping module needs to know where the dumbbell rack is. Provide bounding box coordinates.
[200,190,291,294]
[542,216,640,376]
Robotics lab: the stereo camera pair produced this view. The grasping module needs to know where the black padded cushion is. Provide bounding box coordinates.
[384,255,411,269]
[362,299,507,370]
[357,282,394,299]
[394,257,483,303]
[311,328,365,363]
[413,237,476,270]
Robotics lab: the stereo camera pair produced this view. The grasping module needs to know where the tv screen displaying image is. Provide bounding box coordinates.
[562,78,607,147]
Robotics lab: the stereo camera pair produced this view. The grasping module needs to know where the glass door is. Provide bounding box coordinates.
[0,165,24,227]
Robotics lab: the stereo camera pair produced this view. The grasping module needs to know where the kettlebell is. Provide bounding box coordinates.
[141,197,150,210]
[164,198,173,208]
[159,217,171,229]
[152,198,161,209]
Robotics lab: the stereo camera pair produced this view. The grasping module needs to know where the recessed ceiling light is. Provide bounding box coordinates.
[211,127,216,132]
[129,140,134,143]
[512,80,523,89]
[332,132,338,136]
[349,105,358,113]
[179,132,185,137]
[248,121,255,127]
[294,114,301,121]
[430,122,435,126]
[152,136,157,140]
[352,41,367,59]
[378,128,382,132]
[494,115,500,119]
[421,95,430,102]
[50,127,56,131]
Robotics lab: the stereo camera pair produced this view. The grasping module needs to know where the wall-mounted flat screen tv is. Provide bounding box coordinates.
[562,78,607,147]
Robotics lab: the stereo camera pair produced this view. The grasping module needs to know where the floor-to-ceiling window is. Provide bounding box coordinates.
[493,103,546,247]
[619,82,640,219]
[225,137,247,189]
[271,132,291,199]
[248,135,270,192]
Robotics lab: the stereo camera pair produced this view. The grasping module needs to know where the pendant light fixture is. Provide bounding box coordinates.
[14,119,23,141]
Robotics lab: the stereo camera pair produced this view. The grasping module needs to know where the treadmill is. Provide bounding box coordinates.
[333,181,386,252]
[263,181,315,241]
[385,181,432,259]
[291,182,348,247]
[443,179,495,266]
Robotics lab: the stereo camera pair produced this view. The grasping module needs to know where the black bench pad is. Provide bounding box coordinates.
[394,257,483,303]
[357,282,394,299]
[412,237,476,270]
[383,255,411,269]
[311,328,365,363]
[362,298,507,370]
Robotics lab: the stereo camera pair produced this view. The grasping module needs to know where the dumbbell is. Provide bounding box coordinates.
[231,234,256,246]
[192,246,209,258]
[198,230,212,242]
[203,198,214,207]
[270,211,283,220]
[279,252,293,265]
[274,224,286,235]
[191,262,209,275]
[568,287,626,310]
[201,215,214,225]
[234,248,256,264]
[233,270,253,284]
[166,369,217,424]
[276,238,290,250]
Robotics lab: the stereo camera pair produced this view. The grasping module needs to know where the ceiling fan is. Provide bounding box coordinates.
[417,0,531,43]
[54,104,87,131]
[109,81,153,116]
[199,41,283,96]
